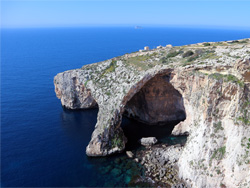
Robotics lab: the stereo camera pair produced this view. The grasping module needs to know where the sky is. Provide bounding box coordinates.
[1,0,250,29]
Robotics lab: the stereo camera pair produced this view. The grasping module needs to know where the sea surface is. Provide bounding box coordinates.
[1,27,250,187]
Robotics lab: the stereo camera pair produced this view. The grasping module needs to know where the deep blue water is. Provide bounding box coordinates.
[1,27,250,187]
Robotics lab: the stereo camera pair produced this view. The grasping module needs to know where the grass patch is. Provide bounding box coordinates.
[104,60,117,74]
[125,53,158,70]
[209,73,244,87]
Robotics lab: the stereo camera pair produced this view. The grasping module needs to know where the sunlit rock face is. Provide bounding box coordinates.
[124,74,186,125]
[54,39,250,188]
[54,70,97,109]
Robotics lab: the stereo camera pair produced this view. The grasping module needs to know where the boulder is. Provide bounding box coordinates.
[139,137,158,146]
[126,151,134,158]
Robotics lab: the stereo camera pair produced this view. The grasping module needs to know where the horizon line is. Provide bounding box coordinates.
[1,24,250,30]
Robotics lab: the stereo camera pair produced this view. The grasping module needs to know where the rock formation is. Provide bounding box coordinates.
[139,137,158,146]
[124,74,186,125]
[54,39,250,187]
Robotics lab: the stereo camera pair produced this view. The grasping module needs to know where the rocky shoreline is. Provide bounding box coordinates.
[127,142,187,188]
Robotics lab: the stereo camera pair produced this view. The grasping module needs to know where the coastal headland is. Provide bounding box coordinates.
[54,39,250,187]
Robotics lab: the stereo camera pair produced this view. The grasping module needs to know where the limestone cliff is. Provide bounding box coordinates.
[54,39,250,187]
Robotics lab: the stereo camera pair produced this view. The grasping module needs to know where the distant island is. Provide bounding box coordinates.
[54,39,250,187]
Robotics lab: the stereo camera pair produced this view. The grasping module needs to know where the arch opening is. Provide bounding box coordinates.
[121,73,187,150]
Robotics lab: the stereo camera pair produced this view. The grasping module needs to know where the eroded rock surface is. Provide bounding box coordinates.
[135,144,187,187]
[54,70,97,109]
[125,74,186,125]
[54,39,250,187]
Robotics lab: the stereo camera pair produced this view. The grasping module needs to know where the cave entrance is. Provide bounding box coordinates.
[121,73,186,150]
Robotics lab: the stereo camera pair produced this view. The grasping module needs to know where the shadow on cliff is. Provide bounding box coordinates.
[121,74,187,151]
[121,116,183,151]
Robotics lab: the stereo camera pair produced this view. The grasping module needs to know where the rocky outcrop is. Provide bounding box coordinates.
[54,38,250,187]
[170,67,250,188]
[139,137,158,146]
[54,70,97,109]
[135,143,187,187]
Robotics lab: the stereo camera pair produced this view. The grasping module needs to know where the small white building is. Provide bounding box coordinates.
[166,44,173,48]
[157,45,162,49]
[144,46,150,51]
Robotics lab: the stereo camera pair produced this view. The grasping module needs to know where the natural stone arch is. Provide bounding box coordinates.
[123,73,186,125]
[86,68,187,156]
[54,40,250,187]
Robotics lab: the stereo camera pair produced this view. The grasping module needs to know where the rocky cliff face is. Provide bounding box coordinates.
[54,70,97,109]
[124,74,186,125]
[54,39,250,187]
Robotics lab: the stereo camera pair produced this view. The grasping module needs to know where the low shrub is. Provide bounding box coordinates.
[203,42,211,46]
[182,50,194,58]
[166,50,180,58]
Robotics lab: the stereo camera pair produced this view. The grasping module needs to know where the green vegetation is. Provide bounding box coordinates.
[182,50,194,58]
[216,170,221,174]
[238,116,250,125]
[160,57,167,64]
[181,49,208,64]
[187,54,199,62]
[198,49,219,60]
[84,79,89,86]
[111,133,123,149]
[213,121,224,133]
[106,91,111,96]
[209,73,244,87]
[240,137,250,165]
[236,100,250,126]
[189,160,194,166]
[160,56,172,64]
[166,50,180,58]
[209,73,224,80]
[203,43,211,46]
[220,183,226,188]
[211,146,226,161]
[230,40,248,44]
[226,74,244,87]
[104,60,117,74]
[125,53,158,70]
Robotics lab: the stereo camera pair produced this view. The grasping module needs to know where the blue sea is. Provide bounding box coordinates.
[1,27,250,187]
